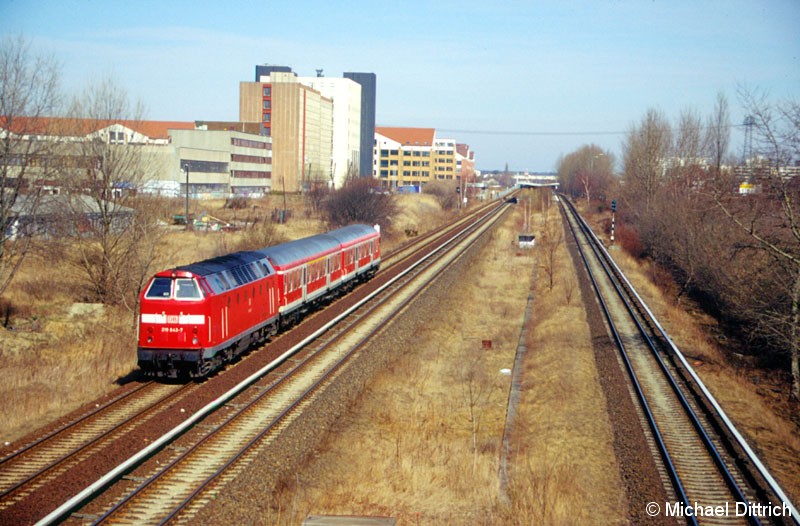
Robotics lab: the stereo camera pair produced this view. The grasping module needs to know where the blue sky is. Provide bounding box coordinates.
[2,0,798,171]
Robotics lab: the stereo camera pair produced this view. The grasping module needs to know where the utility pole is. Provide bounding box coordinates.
[183,162,190,230]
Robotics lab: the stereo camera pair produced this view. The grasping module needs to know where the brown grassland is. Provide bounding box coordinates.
[0,191,797,524]
[0,193,445,443]
[250,194,627,524]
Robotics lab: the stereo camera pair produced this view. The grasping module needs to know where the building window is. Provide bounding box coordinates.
[263,113,270,123]
[180,159,229,173]
[263,86,271,97]
[232,138,268,149]
[232,154,269,164]
[263,100,271,109]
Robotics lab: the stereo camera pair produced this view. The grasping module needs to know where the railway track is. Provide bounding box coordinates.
[0,197,507,525]
[560,196,799,526]
[0,382,194,513]
[20,199,511,525]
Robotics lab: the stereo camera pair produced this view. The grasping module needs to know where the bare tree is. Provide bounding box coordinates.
[423,179,458,211]
[713,88,800,398]
[541,204,564,291]
[323,175,395,229]
[706,92,731,178]
[59,77,158,307]
[556,144,614,208]
[0,35,61,299]
[621,108,673,218]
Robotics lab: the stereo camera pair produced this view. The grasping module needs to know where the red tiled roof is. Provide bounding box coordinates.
[0,116,195,139]
[376,126,435,146]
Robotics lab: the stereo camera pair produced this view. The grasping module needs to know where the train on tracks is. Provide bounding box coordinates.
[137,224,381,378]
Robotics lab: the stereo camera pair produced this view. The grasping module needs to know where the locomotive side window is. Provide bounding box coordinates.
[210,274,229,293]
[175,279,203,300]
[145,277,172,299]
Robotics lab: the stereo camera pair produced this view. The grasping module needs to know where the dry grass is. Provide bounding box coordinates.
[0,300,136,440]
[260,191,626,524]
[502,202,627,525]
[264,203,535,524]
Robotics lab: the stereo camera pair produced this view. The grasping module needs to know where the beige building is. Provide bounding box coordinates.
[0,117,272,199]
[168,129,272,197]
[373,127,458,190]
[240,72,333,192]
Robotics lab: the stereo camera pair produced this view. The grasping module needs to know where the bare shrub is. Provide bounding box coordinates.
[615,222,645,258]
[323,176,395,228]
[423,180,458,210]
[233,220,284,252]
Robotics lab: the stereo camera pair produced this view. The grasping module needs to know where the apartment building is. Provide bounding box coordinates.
[373,127,459,190]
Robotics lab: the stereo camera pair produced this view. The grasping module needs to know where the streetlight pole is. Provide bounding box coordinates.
[183,162,190,230]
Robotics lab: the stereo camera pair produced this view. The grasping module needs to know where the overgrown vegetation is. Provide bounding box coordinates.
[322,176,396,228]
[562,90,800,399]
[423,179,459,210]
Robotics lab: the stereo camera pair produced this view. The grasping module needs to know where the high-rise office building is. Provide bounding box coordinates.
[343,72,376,178]
[299,76,362,188]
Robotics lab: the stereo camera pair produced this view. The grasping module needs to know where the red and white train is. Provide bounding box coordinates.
[137,224,381,378]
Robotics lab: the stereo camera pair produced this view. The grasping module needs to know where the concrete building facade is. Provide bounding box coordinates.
[0,117,273,199]
[299,76,362,188]
[168,129,272,198]
[241,71,333,193]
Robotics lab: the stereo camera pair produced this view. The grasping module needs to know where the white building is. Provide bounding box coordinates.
[298,76,362,188]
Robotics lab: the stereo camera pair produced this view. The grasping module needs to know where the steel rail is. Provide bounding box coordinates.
[0,382,152,466]
[569,200,800,526]
[566,199,758,525]
[0,382,190,507]
[150,203,510,524]
[35,200,509,526]
[560,198,699,525]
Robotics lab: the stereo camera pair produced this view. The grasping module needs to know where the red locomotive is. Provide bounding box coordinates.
[137,224,381,378]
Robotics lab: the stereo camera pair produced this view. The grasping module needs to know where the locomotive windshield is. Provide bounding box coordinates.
[175,279,202,299]
[144,277,203,300]
[145,277,172,299]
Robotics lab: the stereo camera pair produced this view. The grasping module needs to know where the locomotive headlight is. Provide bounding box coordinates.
[192,337,199,345]
[147,336,153,343]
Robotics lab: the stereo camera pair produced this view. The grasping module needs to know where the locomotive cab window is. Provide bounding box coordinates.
[145,277,172,299]
[175,279,203,300]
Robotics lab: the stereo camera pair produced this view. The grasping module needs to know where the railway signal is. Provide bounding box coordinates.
[610,199,617,243]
